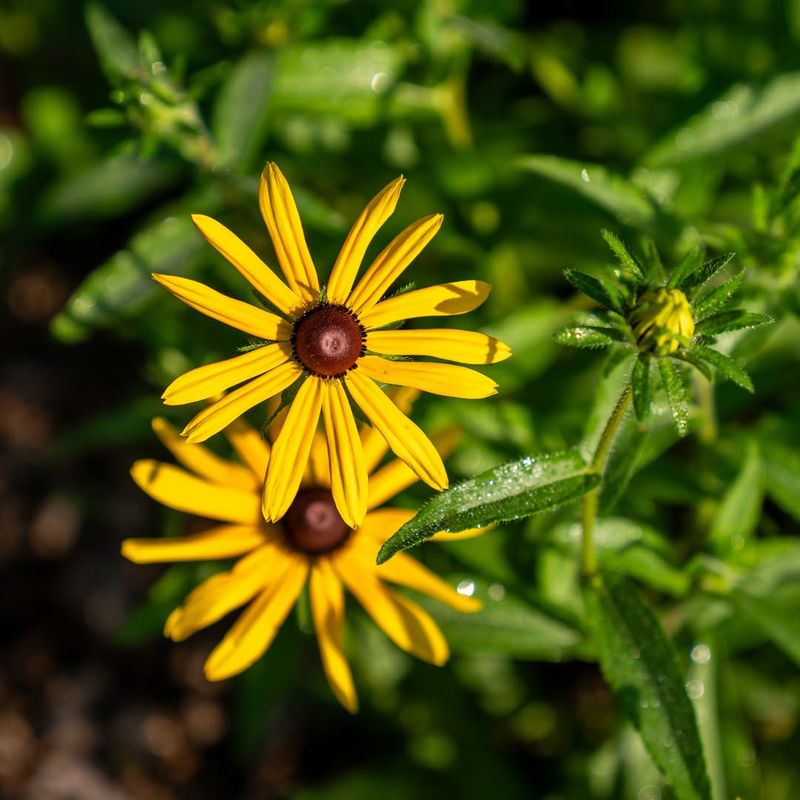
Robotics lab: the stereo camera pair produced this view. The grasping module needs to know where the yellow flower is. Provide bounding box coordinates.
[630,287,694,354]
[122,397,484,713]
[153,163,510,529]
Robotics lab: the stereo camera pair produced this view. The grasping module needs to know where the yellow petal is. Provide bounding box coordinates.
[258,163,319,302]
[122,524,268,563]
[361,386,419,475]
[358,355,497,399]
[182,361,303,444]
[151,418,257,490]
[429,526,490,542]
[130,460,261,524]
[346,371,447,491]
[263,377,324,522]
[162,343,292,406]
[304,431,330,486]
[152,273,291,340]
[360,280,491,330]
[204,558,309,680]
[322,380,368,529]
[350,536,480,612]
[367,425,460,509]
[166,542,290,641]
[311,560,358,713]
[327,177,405,304]
[191,214,306,317]
[335,551,449,665]
[347,214,443,313]
[367,329,511,365]
[224,417,270,481]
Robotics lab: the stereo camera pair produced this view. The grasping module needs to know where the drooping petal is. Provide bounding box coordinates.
[347,214,443,313]
[345,371,447,491]
[204,557,309,680]
[360,280,491,330]
[350,536,480,612]
[182,361,303,444]
[151,418,257,490]
[152,274,291,340]
[224,417,270,481]
[262,377,324,522]
[358,355,497,399]
[326,177,405,304]
[191,214,306,317]
[360,387,419,475]
[334,550,449,665]
[162,343,292,406]
[366,329,511,365]
[304,431,330,487]
[130,460,261,524]
[322,380,368,529]
[367,425,460,509]
[122,524,268,563]
[310,560,357,713]
[165,542,291,641]
[258,163,319,302]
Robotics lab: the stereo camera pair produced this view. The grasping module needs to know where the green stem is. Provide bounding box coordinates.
[581,384,633,577]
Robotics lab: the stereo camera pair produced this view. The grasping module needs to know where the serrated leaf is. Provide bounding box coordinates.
[564,268,623,312]
[632,353,653,420]
[694,310,772,337]
[640,237,666,284]
[687,344,754,392]
[212,50,274,170]
[708,440,762,553]
[377,451,601,563]
[517,156,656,228]
[658,358,690,435]
[554,325,622,348]
[584,575,711,800]
[679,253,735,295]
[86,3,140,81]
[693,271,745,321]
[644,72,800,166]
[667,245,705,289]
[418,578,583,659]
[601,228,645,280]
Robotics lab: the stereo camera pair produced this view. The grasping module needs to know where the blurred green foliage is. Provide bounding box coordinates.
[7,0,800,796]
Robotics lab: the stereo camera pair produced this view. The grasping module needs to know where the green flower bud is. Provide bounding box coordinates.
[630,287,694,354]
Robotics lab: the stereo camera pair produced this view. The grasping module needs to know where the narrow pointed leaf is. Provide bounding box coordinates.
[729,589,800,668]
[667,245,705,289]
[680,253,735,294]
[687,344,754,392]
[584,575,711,800]
[693,271,744,321]
[695,310,772,337]
[564,268,623,312]
[601,229,645,280]
[554,326,623,349]
[632,353,653,421]
[377,451,600,563]
[658,358,690,435]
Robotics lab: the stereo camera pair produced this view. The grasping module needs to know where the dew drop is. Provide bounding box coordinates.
[580,168,591,182]
[488,583,505,601]
[686,679,704,699]
[456,579,476,597]
[690,643,711,664]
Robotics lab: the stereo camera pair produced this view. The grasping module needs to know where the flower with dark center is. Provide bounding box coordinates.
[122,408,487,712]
[153,162,511,528]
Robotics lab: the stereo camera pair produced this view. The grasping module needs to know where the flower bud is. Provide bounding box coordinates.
[630,287,694,354]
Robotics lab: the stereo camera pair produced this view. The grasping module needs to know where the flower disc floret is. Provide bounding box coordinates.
[283,487,351,554]
[630,287,694,354]
[292,304,365,377]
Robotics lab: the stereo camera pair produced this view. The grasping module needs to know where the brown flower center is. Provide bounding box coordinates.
[292,304,364,377]
[282,488,351,555]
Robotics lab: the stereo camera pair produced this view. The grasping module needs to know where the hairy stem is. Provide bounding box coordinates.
[581,384,633,577]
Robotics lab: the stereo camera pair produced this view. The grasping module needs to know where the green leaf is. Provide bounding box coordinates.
[632,353,653,420]
[553,325,623,348]
[51,213,206,342]
[640,237,666,284]
[212,50,274,170]
[658,358,690,435]
[695,310,772,337]
[418,578,584,659]
[584,575,711,800]
[601,228,645,280]
[667,245,705,289]
[687,344,754,392]
[728,589,800,668]
[708,440,763,552]
[563,268,624,312]
[86,3,140,81]
[270,39,404,125]
[376,451,601,563]
[517,155,657,229]
[760,439,800,521]
[693,271,745,321]
[644,72,800,166]
[679,253,736,294]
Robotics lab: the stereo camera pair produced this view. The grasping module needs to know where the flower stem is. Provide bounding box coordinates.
[580,384,633,577]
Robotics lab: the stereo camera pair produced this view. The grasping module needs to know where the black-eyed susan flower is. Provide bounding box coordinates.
[122,396,484,713]
[153,163,510,530]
